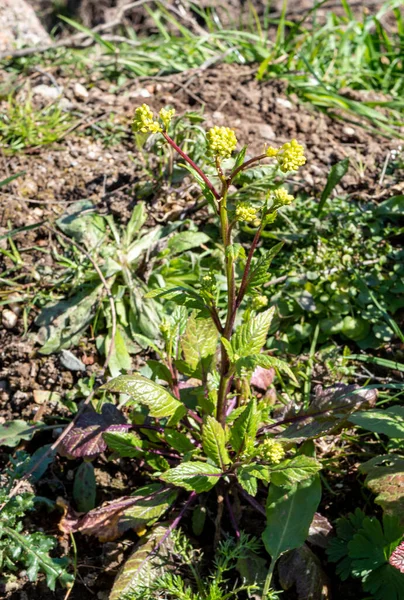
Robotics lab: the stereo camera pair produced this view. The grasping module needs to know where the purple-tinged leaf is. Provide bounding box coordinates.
[250,366,275,391]
[58,484,177,542]
[390,541,404,573]
[308,513,333,548]
[278,544,331,599]
[281,384,377,441]
[59,403,129,459]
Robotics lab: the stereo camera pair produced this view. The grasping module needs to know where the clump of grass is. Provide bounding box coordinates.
[0,95,73,152]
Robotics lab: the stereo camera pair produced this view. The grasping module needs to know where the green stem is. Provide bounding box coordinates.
[262,557,277,599]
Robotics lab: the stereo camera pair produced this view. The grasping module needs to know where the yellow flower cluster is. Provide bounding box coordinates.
[206,126,237,158]
[273,187,294,206]
[265,139,306,172]
[260,439,285,464]
[235,202,258,223]
[133,104,175,134]
[251,295,268,310]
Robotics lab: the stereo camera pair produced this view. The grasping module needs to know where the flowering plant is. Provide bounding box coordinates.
[59,105,376,598]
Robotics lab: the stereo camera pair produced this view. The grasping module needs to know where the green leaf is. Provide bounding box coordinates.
[178,163,217,208]
[126,202,147,243]
[269,456,322,488]
[56,199,106,250]
[168,231,210,254]
[349,406,404,439]
[247,243,283,291]
[317,158,350,216]
[359,455,404,523]
[103,431,142,457]
[231,307,275,358]
[164,429,194,453]
[363,564,404,600]
[110,525,173,600]
[3,527,74,591]
[181,313,218,371]
[375,195,404,218]
[106,326,132,377]
[73,462,96,512]
[262,475,321,562]
[202,416,230,468]
[237,464,271,496]
[103,374,183,418]
[160,461,222,493]
[232,146,248,172]
[236,353,297,383]
[0,420,42,447]
[145,286,208,312]
[230,398,258,453]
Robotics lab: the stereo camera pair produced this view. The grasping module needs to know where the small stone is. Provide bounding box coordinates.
[260,124,276,140]
[59,97,74,111]
[276,97,293,109]
[32,84,61,101]
[212,111,225,122]
[2,309,18,329]
[342,126,356,136]
[60,349,86,371]
[87,150,99,161]
[73,82,89,100]
[129,87,151,98]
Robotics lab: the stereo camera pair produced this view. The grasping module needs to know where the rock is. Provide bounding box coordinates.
[2,309,18,329]
[0,0,51,53]
[342,126,356,137]
[129,87,152,99]
[276,97,293,109]
[260,124,276,140]
[73,82,89,100]
[32,84,61,101]
[60,350,86,371]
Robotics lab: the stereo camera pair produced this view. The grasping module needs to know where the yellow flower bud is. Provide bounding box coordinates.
[133,104,162,134]
[235,202,258,223]
[265,146,278,158]
[206,126,237,159]
[159,108,175,130]
[260,439,285,464]
[251,295,268,310]
[276,139,306,172]
[272,187,294,206]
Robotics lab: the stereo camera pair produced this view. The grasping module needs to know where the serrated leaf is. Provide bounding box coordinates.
[262,475,321,562]
[59,484,177,542]
[231,307,275,358]
[202,416,230,468]
[103,431,142,457]
[160,461,222,493]
[359,454,404,523]
[0,420,42,447]
[282,383,377,441]
[73,462,96,512]
[103,374,183,418]
[237,464,270,496]
[58,404,129,459]
[181,313,218,371]
[236,353,297,383]
[363,563,404,600]
[269,456,322,488]
[164,429,194,453]
[349,406,404,439]
[246,243,283,290]
[230,398,258,453]
[110,525,173,600]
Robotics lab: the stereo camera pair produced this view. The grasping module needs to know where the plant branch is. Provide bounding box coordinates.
[228,153,268,184]
[235,224,263,309]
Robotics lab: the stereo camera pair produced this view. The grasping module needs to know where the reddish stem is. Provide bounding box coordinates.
[162,132,220,200]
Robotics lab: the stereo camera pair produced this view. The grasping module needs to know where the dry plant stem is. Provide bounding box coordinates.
[0,226,117,509]
[162,132,220,200]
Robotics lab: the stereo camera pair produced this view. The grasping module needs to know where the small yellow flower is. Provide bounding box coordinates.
[206,126,237,159]
[260,439,285,464]
[276,139,306,172]
[133,104,162,134]
[272,187,294,206]
[265,146,278,158]
[159,108,175,130]
[236,202,258,223]
[251,295,268,310]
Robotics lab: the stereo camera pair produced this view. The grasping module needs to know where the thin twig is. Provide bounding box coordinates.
[1,226,117,507]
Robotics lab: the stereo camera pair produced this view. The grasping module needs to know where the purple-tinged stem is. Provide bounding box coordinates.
[237,485,266,517]
[162,132,220,200]
[225,492,240,539]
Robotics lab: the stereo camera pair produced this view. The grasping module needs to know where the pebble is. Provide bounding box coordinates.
[276,97,293,109]
[212,110,225,122]
[74,82,89,100]
[129,87,152,98]
[2,309,18,329]
[32,84,62,101]
[342,126,356,136]
[260,124,276,140]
